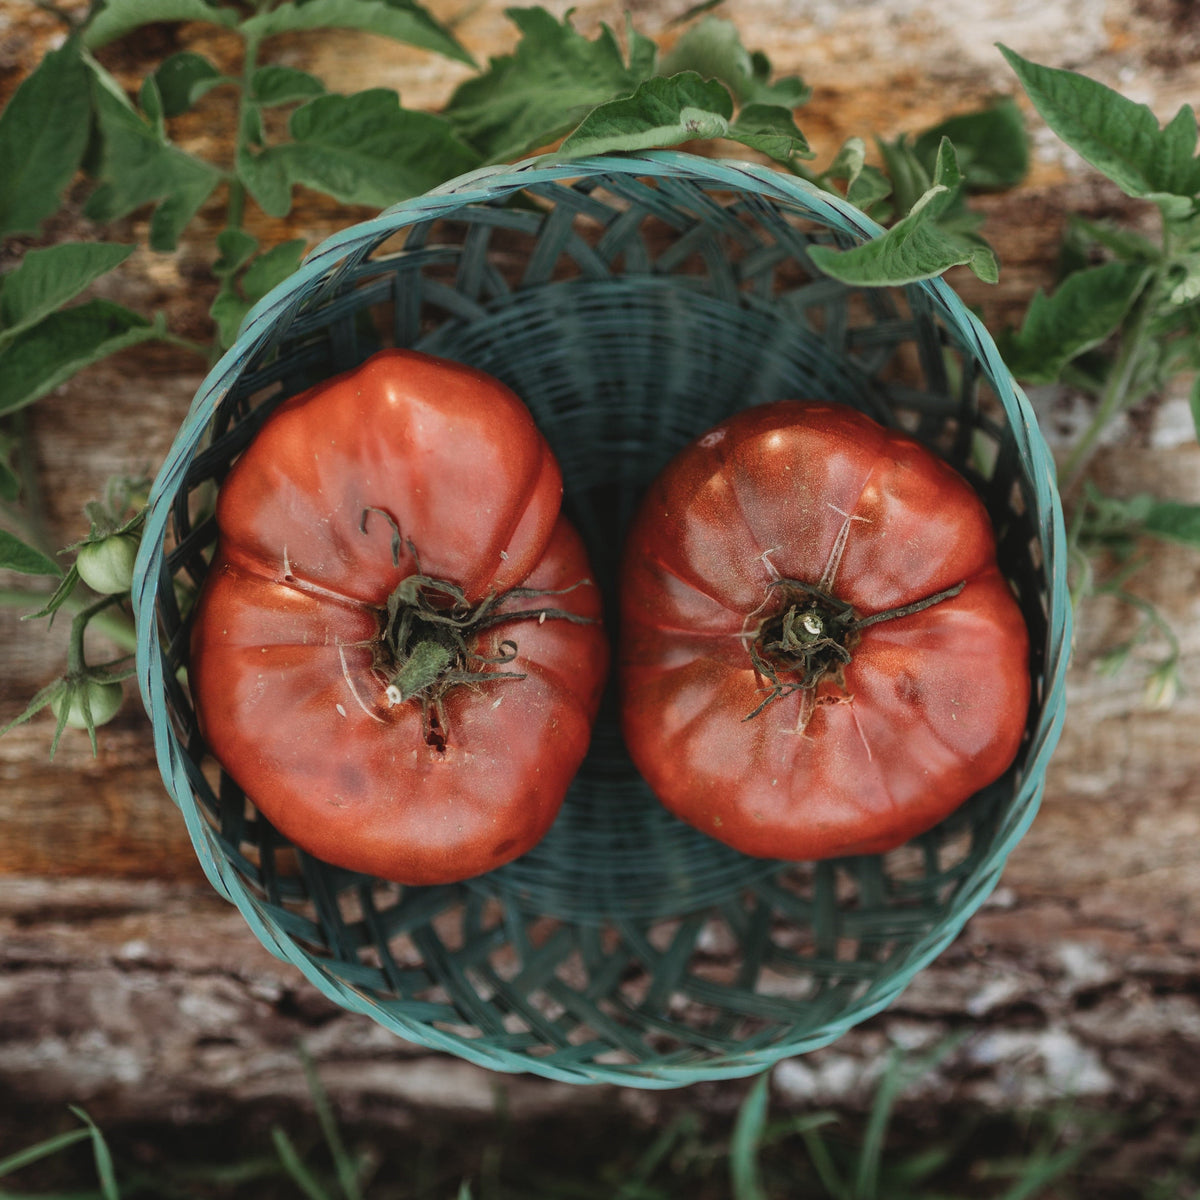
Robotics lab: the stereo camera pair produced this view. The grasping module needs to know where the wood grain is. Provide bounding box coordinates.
[3,0,1200,1130]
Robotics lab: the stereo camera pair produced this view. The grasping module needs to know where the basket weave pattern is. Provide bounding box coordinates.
[134,152,1070,1086]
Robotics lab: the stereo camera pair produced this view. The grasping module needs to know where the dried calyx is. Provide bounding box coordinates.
[746,577,965,719]
[360,507,593,748]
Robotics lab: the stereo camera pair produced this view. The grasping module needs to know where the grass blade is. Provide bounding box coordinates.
[0,1128,92,1178]
[66,1109,119,1200]
[271,1127,336,1200]
[729,1073,771,1200]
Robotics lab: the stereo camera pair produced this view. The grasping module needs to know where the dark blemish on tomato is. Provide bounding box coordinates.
[895,672,921,704]
[493,838,517,858]
[337,763,368,796]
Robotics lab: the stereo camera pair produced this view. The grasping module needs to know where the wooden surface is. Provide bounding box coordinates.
[3,0,1200,1136]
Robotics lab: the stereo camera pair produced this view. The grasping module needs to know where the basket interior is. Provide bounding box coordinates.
[149,164,1057,1085]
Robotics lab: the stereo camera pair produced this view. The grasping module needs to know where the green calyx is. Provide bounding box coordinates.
[360,507,593,748]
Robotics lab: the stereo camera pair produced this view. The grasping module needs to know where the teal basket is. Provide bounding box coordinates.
[133,151,1070,1087]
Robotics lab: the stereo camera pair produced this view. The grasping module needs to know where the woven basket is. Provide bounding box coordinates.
[133,151,1070,1088]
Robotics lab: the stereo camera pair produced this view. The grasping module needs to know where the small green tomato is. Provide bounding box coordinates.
[76,532,140,595]
[51,680,124,729]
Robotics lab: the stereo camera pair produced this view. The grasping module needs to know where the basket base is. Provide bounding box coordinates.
[416,277,881,922]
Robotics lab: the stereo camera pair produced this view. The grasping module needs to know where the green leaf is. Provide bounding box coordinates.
[999,44,1200,200]
[913,97,1029,190]
[559,73,735,157]
[0,530,63,577]
[239,0,472,66]
[243,239,307,300]
[213,229,259,276]
[252,65,327,106]
[659,16,810,108]
[1141,499,1200,548]
[240,90,480,216]
[154,51,229,116]
[0,300,159,416]
[809,142,999,285]
[212,239,308,346]
[819,138,892,212]
[0,38,91,238]
[84,74,221,251]
[1190,374,1200,441]
[728,103,813,163]
[999,260,1148,382]
[876,133,934,217]
[0,1126,92,1177]
[444,8,652,163]
[0,243,136,346]
[85,0,240,47]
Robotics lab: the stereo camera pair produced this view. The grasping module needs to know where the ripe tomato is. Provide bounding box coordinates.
[190,350,608,886]
[619,401,1030,861]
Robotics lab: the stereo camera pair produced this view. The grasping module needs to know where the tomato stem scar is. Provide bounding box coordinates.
[358,506,596,747]
[745,578,966,720]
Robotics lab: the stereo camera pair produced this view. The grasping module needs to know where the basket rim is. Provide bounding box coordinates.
[130,148,1072,1088]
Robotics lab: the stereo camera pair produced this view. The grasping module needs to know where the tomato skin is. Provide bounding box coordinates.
[619,401,1030,861]
[76,533,139,595]
[189,350,608,886]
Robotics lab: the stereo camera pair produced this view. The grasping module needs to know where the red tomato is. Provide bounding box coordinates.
[190,350,608,886]
[619,400,1030,861]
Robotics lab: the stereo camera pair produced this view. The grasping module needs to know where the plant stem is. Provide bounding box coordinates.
[229,33,262,238]
[159,332,212,359]
[1058,237,1174,496]
[66,594,141,673]
[0,588,137,654]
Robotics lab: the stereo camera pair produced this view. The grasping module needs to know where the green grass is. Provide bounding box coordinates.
[2,1045,1197,1200]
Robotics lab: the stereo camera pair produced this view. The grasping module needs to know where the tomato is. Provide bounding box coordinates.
[619,400,1030,861]
[189,350,608,886]
[76,532,140,595]
[52,679,124,729]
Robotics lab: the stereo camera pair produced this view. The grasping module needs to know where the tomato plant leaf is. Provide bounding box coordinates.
[154,51,230,117]
[238,0,472,66]
[810,213,998,286]
[83,74,222,251]
[1191,374,1200,442]
[1140,499,1200,549]
[912,97,1029,191]
[999,45,1200,201]
[0,38,91,239]
[728,102,813,162]
[0,531,63,578]
[444,8,653,163]
[213,229,259,276]
[0,244,136,348]
[999,260,1149,383]
[252,65,327,106]
[0,301,160,416]
[243,239,308,300]
[810,141,999,285]
[819,138,892,212]
[660,16,809,108]
[239,90,480,216]
[559,73,735,156]
[212,239,308,347]
[84,0,240,48]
